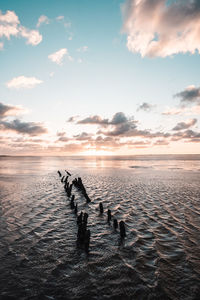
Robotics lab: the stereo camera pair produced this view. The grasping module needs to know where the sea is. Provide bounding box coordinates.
[0,155,199,300]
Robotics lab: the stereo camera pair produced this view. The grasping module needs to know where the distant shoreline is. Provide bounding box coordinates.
[1,154,200,160]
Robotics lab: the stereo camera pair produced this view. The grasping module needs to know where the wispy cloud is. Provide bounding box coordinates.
[122,0,200,57]
[56,16,64,21]
[6,76,43,89]
[162,107,185,116]
[154,139,169,146]
[49,72,54,77]
[48,48,73,65]
[36,15,49,28]
[64,22,71,28]
[77,46,88,52]
[0,10,42,46]
[55,15,71,31]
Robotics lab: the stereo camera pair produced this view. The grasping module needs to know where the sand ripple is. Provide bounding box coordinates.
[0,165,200,299]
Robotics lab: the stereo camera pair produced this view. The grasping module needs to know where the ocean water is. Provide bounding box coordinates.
[0,155,199,300]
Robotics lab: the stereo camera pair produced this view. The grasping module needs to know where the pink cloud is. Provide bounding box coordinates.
[0,10,42,46]
[122,0,200,57]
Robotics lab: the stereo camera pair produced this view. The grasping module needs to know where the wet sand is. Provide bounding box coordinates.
[0,155,200,299]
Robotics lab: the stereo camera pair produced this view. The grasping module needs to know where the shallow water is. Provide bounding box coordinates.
[0,155,200,300]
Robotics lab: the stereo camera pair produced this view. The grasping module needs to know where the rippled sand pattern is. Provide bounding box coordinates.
[0,157,200,300]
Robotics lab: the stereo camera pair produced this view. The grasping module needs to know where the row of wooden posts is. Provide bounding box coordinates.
[57,170,126,253]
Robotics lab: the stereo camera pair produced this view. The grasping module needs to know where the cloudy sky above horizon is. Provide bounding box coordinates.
[1,0,200,155]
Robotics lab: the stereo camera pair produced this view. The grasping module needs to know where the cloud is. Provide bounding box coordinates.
[64,22,71,28]
[173,129,200,141]
[93,136,121,149]
[77,46,88,52]
[0,102,23,118]
[190,105,200,115]
[99,127,170,138]
[67,115,80,122]
[162,107,184,115]
[36,15,49,28]
[92,136,152,150]
[19,26,42,45]
[48,48,71,65]
[49,72,54,77]
[13,137,45,144]
[55,15,71,28]
[162,85,200,116]
[0,101,47,139]
[154,139,169,146]
[0,42,3,50]
[0,119,47,136]
[56,16,64,21]
[0,10,42,46]
[57,131,66,137]
[56,131,70,142]
[77,115,109,125]
[76,112,170,138]
[0,22,18,39]
[172,118,197,131]
[2,107,200,154]
[175,85,200,105]
[110,112,128,124]
[66,112,172,151]
[0,10,19,24]
[48,143,86,154]
[0,135,52,155]
[99,122,136,137]
[122,0,200,57]
[0,10,20,39]
[162,104,200,116]
[73,112,189,144]
[57,136,70,142]
[77,112,129,126]
[74,132,93,141]
[137,102,154,112]
[129,140,151,147]
[95,112,137,137]
[6,76,43,89]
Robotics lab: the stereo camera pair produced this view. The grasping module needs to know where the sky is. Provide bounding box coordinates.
[0,0,200,156]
